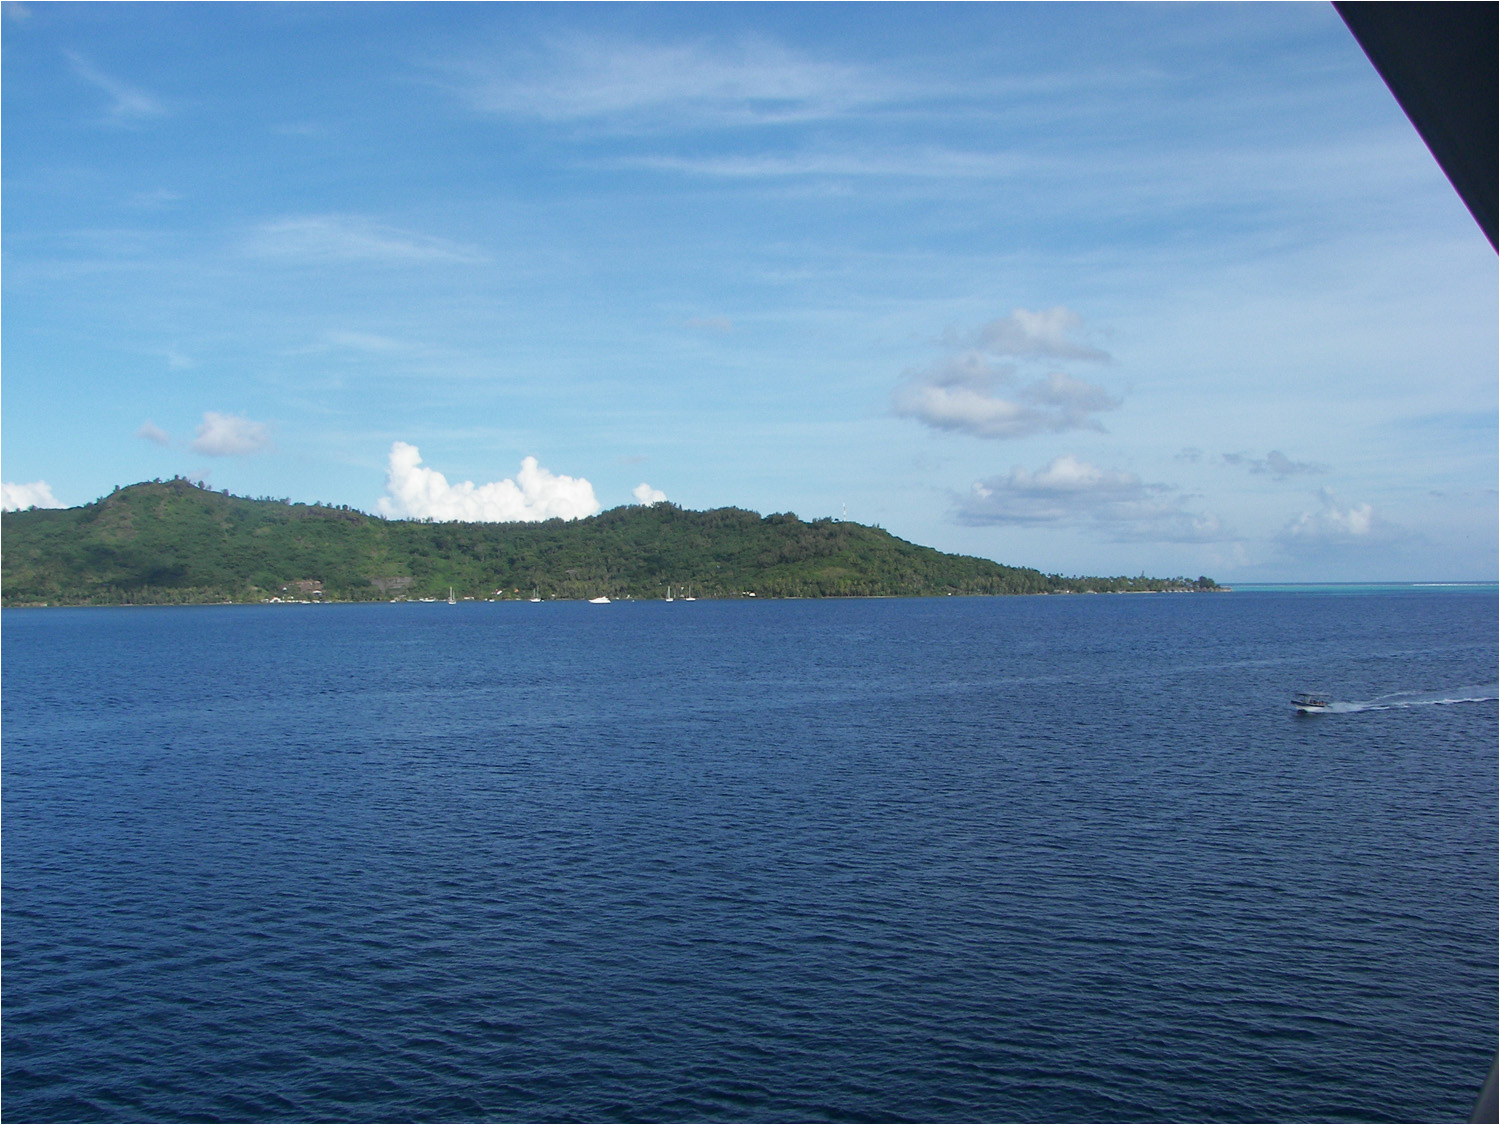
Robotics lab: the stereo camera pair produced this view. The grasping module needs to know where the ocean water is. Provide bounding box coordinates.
[3,589,1496,1123]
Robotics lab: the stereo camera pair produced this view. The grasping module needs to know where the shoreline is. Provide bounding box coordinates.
[1,587,1242,610]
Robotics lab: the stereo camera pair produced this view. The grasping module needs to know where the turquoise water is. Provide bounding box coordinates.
[1232,582,1499,594]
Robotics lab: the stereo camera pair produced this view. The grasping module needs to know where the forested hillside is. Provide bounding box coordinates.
[1,479,1218,605]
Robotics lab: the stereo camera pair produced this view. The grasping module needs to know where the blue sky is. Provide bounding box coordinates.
[3,2,1494,582]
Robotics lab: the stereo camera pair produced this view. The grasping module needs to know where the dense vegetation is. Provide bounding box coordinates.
[1,479,1220,606]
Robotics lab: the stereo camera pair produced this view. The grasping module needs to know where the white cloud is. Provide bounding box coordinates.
[974,307,1111,364]
[2,480,63,511]
[1282,488,1377,540]
[896,308,1119,440]
[896,383,1047,440]
[244,216,484,264]
[376,442,601,523]
[896,355,1118,441]
[136,420,171,446]
[633,483,667,505]
[1222,450,1328,479]
[449,36,885,128]
[956,454,1227,543]
[65,51,164,120]
[190,412,272,457]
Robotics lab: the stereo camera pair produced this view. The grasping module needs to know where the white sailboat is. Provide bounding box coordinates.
[665,585,674,602]
[684,585,696,601]
[447,587,456,605]
[529,587,541,602]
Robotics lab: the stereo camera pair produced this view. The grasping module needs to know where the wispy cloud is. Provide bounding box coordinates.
[243,216,485,264]
[619,148,1033,180]
[271,121,327,138]
[136,420,171,446]
[955,454,1227,543]
[65,51,165,120]
[1223,450,1328,479]
[445,35,891,129]
[191,412,272,457]
[125,188,184,209]
[1,480,63,510]
[896,308,1118,440]
[377,442,601,522]
[321,330,408,353]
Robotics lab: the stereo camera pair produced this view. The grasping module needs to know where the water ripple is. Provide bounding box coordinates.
[3,594,1495,1121]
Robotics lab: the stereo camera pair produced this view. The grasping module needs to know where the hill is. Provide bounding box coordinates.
[0,478,1218,606]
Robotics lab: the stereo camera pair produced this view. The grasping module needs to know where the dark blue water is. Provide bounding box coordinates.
[4,591,1496,1122]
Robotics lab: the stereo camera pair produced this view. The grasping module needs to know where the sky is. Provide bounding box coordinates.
[3,2,1495,582]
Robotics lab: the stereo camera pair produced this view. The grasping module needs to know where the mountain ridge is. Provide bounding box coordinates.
[1,478,1220,606]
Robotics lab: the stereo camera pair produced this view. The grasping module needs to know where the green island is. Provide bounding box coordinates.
[1,478,1222,606]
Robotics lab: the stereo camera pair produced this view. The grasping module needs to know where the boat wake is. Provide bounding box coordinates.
[1323,685,1500,713]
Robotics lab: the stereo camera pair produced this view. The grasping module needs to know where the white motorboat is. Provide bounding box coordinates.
[589,596,611,604]
[1292,692,1330,713]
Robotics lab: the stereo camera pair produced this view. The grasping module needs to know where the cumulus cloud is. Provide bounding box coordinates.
[633,483,667,505]
[191,412,272,456]
[895,307,1119,440]
[1282,488,1377,541]
[376,442,601,523]
[1223,450,1328,479]
[973,307,1112,364]
[2,480,63,511]
[136,420,171,446]
[244,216,484,264]
[955,454,1227,543]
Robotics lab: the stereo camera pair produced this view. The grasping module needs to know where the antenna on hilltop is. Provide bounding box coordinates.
[841,501,847,522]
